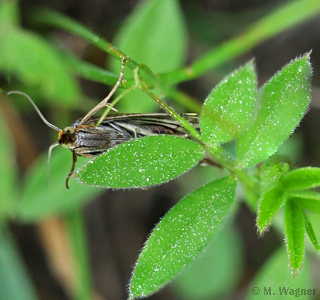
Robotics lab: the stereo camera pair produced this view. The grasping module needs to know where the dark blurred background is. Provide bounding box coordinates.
[8,0,320,299]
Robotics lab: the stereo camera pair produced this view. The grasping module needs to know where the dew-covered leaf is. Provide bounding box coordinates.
[259,161,289,193]
[110,0,187,112]
[281,167,320,191]
[237,53,312,167]
[246,248,312,300]
[257,185,287,234]
[18,148,100,222]
[284,200,305,277]
[290,190,320,213]
[77,136,204,188]
[172,225,243,300]
[302,211,320,252]
[129,176,237,298]
[0,28,80,106]
[200,61,257,144]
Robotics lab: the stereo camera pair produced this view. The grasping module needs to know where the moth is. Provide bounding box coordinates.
[9,60,199,188]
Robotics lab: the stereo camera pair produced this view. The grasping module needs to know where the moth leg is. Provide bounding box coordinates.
[66,151,77,189]
[79,57,127,125]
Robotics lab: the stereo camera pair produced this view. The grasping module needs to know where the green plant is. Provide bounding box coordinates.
[1,0,320,299]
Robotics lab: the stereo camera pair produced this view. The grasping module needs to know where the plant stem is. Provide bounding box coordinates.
[142,88,203,141]
[61,52,128,87]
[33,9,138,70]
[166,87,202,113]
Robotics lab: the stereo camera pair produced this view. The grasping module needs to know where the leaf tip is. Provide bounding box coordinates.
[246,58,256,68]
[290,263,303,278]
[306,49,312,58]
[256,202,272,236]
[240,59,257,75]
[256,214,269,236]
[256,221,269,236]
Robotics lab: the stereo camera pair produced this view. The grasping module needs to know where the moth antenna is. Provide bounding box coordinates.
[47,142,60,186]
[8,91,62,132]
[79,57,126,125]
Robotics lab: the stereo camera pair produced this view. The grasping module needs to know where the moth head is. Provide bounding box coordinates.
[58,127,77,148]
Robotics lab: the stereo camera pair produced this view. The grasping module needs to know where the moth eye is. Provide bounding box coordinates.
[64,127,75,134]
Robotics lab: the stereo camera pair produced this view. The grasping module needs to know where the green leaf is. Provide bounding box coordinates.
[129,176,237,299]
[281,167,320,191]
[77,136,204,188]
[172,225,243,300]
[259,161,289,193]
[18,148,100,222]
[246,248,312,300]
[237,53,312,167]
[200,61,257,144]
[257,185,287,234]
[110,0,187,112]
[113,0,186,73]
[0,0,19,26]
[284,200,305,277]
[0,108,19,216]
[0,224,39,300]
[301,210,320,252]
[290,190,320,213]
[0,28,80,106]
